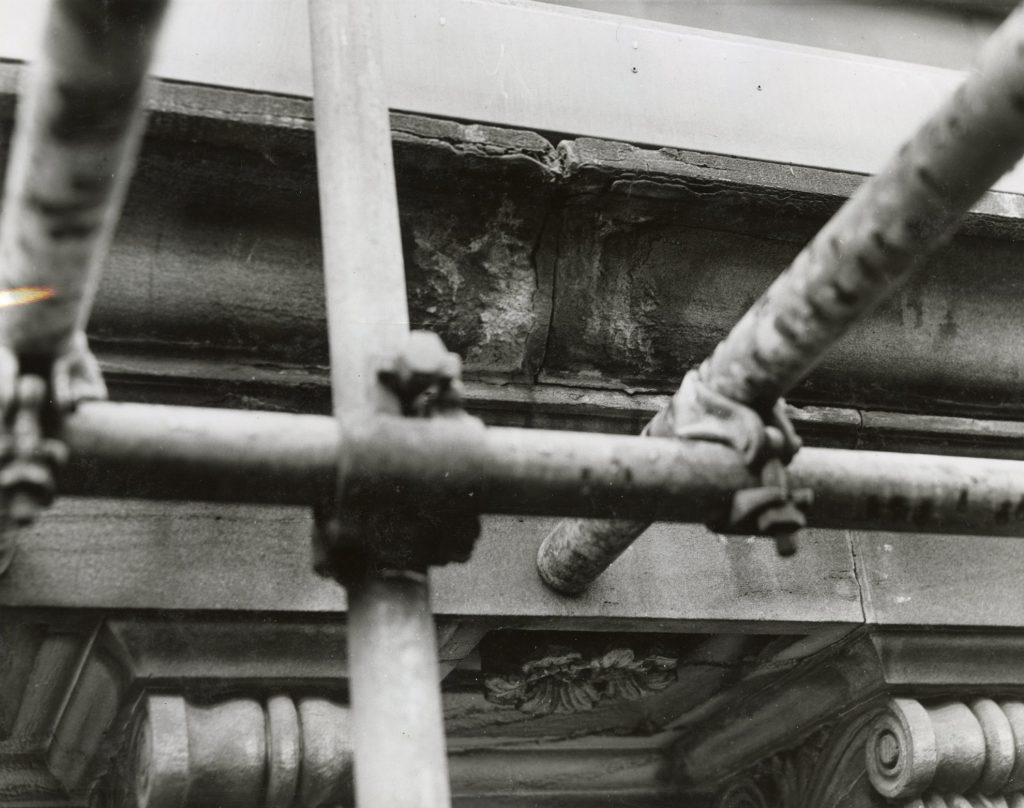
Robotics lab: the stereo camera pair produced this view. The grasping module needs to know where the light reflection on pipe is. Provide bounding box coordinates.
[0,287,55,308]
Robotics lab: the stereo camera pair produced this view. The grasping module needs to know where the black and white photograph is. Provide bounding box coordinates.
[0,1,1021,806]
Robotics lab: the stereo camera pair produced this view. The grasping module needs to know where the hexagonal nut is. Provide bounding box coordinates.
[379,331,464,410]
[0,459,55,496]
[401,331,461,380]
[7,487,47,526]
[755,501,806,536]
[51,331,108,412]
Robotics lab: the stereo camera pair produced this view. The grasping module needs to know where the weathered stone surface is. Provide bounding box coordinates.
[0,502,862,626]
[0,67,560,381]
[85,109,558,382]
[392,114,558,377]
[543,138,1024,416]
[6,67,1024,416]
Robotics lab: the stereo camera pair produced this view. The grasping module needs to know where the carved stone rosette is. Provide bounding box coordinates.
[866,698,1024,807]
[107,694,353,808]
[483,647,678,714]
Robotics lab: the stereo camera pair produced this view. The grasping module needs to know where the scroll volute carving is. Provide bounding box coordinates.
[111,694,352,808]
[710,697,1024,808]
[715,779,771,808]
[709,711,887,808]
[866,698,1024,807]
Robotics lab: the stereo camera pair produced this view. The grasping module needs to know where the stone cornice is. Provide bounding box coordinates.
[5,64,1024,419]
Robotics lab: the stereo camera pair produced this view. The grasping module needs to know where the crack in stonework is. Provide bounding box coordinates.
[525,189,564,383]
[848,529,870,625]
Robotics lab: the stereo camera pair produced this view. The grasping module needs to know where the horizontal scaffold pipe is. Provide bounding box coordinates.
[536,3,1024,593]
[54,401,1024,538]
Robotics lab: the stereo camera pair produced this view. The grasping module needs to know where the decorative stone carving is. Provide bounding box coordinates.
[901,796,1024,807]
[715,778,771,808]
[769,727,834,808]
[0,620,130,804]
[709,711,885,808]
[866,698,1024,807]
[706,696,1024,808]
[108,694,352,808]
[483,647,678,714]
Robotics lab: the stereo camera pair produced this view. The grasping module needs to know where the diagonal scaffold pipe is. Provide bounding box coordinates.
[0,0,169,364]
[537,3,1024,595]
[0,0,169,572]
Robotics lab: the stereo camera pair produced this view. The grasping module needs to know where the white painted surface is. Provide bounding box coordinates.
[539,0,1001,70]
[2,0,1022,193]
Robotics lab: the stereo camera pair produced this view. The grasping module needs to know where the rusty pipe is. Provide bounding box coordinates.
[49,401,1024,540]
[536,4,1024,594]
[0,0,168,358]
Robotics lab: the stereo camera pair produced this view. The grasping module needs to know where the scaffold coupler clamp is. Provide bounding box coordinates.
[0,332,107,575]
[312,330,484,582]
[377,330,467,419]
[656,368,812,557]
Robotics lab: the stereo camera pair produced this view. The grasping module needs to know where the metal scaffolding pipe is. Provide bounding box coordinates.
[308,0,451,805]
[0,0,168,357]
[536,4,1024,594]
[57,402,339,505]
[51,401,1024,540]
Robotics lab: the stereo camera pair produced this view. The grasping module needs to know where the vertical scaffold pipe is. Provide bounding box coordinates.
[308,1,452,807]
[538,5,1024,595]
[0,0,169,357]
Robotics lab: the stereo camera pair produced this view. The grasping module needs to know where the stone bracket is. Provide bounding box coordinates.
[867,697,1024,807]
[107,694,352,808]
